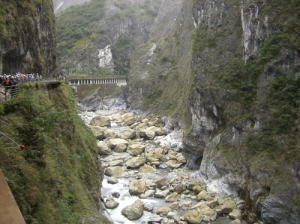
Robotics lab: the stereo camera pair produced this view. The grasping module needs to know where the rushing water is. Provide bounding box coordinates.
[80,109,238,224]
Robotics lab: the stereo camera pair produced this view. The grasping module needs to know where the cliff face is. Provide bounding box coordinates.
[53,0,91,13]
[56,1,299,223]
[56,0,162,75]
[0,0,56,75]
[184,0,300,223]
[0,83,110,224]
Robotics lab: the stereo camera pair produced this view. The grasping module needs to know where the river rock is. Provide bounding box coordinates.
[145,152,163,163]
[104,198,119,209]
[155,178,168,189]
[112,192,120,198]
[155,189,169,198]
[139,127,156,140]
[192,185,205,194]
[90,116,110,127]
[140,190,155,198]
[122,200,144,220]
[207,199,219,208]
[103,128,119,138]
[197,190,212,201]
[126,157,146,168]
[104,166,126,177]
[156,207,172,216]
[217,199,236,214]
[97,142,112,155]
[107,177,118,184]
[144,202,154,212]
[230,220,241,224]
[108,138,128,152]
[127,143,145,156]
[229,209,242,219]
[173,184,187,194]
[139,164,156,173]
[110,113,123,122]
[166,192,180,202]
[90,126,106,140]
[148,126,167,136]
[107,159,123,167]
[184,210,203,224]
[121,128,136,140]
[166,160,183,169]
[121,113,137,126]
[129,179,146,195]
[170,202,179,209]
[198,205,217,222]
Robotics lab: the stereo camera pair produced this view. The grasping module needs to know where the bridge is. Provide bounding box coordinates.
[68,77,127,87]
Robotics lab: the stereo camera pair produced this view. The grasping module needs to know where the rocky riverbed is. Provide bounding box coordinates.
[80,110,258,224]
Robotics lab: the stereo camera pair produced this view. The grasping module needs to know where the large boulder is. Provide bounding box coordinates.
[155,189,169,198]
[122,200,144,220]
[140,126,167,139]
[104,166,126,177]
[108,138,128,152]
[197,190,212,201]
[139,127,156,140]
[126,157,146,169]
[129,179,146,195]
[166,192,180,202]
[139,164,157,173]
[90,116,110,127]
[97,142,112,156]
[197,205,217,222]
[120,128,136,140]
[89,126,106,140]
[155,178,169,189]
[217,199,236,215]
[121,113,137,126]
[184,210,203,224]
[103,129,119,138]
[104,198,119,209]
[229,209,242,220]
[156,207,172,216]
[145,152,163,163]
[166,160,183,169]
[127,143,145,156]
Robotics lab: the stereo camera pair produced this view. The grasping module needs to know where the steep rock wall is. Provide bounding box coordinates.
[0,0,56,75]
[185,0,300,223]
[53,0,91,13]
[56,0,162,75]
[0,83,110,224]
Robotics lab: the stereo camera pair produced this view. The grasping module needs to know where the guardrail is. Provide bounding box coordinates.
[0,86,18,102]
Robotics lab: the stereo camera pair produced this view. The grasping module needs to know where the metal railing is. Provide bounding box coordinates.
[0,86,19,102]
[0,79,59,103]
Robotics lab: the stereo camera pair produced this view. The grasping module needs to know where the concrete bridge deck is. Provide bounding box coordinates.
[68,78,127,87]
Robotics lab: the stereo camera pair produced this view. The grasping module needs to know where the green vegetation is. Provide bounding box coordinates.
[56,0,106,54]
[190,1,300,206]
[111,35,133,75]
[0,0,54,42]
[0,0,55,74]
[0,83,110,224]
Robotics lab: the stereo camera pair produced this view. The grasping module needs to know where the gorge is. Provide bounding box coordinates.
[0,0,299,224]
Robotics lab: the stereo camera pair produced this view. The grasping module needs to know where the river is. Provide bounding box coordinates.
[80,109,245,224]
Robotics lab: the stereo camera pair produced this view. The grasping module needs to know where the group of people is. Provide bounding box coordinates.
[0,73,42,87]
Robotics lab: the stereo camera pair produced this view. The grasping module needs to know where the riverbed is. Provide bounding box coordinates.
[80,110,245,224]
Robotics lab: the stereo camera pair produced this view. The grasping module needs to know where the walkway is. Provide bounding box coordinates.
[68,78,127,87]
[0,170,26,224]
